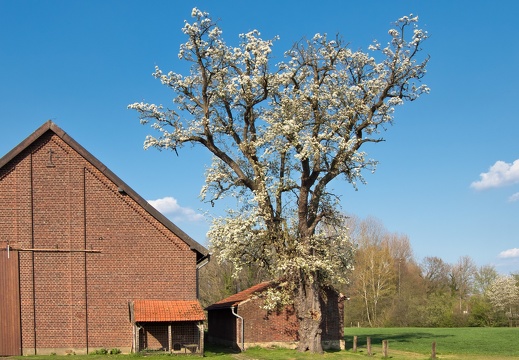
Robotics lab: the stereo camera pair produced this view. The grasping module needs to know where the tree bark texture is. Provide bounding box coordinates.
[295,273,323,353]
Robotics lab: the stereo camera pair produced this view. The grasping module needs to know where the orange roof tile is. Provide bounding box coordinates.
[133,300,205,322]
[206,281,273,310]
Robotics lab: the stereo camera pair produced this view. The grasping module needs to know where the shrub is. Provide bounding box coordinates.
[91,348,108,355]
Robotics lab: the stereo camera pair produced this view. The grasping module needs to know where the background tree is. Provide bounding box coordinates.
[334,214,506,328]
[473,265,499,295]
[345,217,396,327]
[386,233,413,296]
[421,256,451,296]
[462,264,499,326]
[450,256,477,315]
[198,247,269,308]
[416,256,453,326]
[356,237,396,327]
[486,275,519,326]
[384,234,425,326]
[466,293,495,327]
[130,8,428,352]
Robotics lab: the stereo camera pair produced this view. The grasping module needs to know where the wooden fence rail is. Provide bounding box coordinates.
[349,336,437,358]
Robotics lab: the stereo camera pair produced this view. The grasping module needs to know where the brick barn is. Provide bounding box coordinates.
[206,281,346,351]
[0,121,209,356]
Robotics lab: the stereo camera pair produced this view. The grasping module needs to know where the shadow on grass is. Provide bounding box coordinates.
[204,343,241,356]
[347,331,453,347]
[205,343,345,357]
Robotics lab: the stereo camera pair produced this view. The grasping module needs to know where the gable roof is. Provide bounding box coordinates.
[206,281,273,310]
[0,120,208,261]
[132,300,205,322]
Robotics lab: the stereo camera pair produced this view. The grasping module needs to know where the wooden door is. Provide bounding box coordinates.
[0,247,22,356]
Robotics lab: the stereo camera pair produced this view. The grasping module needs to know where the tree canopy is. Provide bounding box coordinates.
[130,8,428,352]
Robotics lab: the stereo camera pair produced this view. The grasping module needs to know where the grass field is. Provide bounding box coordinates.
[9,327,519,359]
[343,327,519,359]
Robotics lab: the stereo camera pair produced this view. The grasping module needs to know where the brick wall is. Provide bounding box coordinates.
[207,297,299,349]
[0,132,199,354]
[239,299,299,344]
[320,287,344,341]
[207,287,345,350]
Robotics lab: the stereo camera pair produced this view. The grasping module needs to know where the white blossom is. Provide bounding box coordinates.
[486,275,519,315]
[129,9,428,317]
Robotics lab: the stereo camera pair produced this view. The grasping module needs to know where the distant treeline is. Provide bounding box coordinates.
[200,215,519,327]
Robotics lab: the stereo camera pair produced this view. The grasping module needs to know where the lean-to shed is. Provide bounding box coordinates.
[206,282,346,351]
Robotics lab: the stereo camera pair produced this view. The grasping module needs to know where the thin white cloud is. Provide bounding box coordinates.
[498,248,519,259]
[148,196,204,222]
[470,159,519,190]
[508,193,519,203]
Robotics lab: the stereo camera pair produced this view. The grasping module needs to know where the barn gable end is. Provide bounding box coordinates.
[0,121,208,355]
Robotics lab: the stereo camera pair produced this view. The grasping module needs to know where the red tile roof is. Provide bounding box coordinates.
[133,300,205,322]
[206,281,273,310]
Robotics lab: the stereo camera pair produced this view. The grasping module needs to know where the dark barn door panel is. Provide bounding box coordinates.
[0,247,22,356]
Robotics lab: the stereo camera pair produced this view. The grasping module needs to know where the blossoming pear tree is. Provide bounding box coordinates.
[129,8,428,353]
[486,275,519,326]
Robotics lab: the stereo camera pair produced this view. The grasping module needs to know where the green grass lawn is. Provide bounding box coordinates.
[9,327,519,359]
[344,327,519,358]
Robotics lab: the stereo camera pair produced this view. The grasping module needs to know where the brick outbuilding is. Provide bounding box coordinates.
[206,281,346,351]
[0,121,209,355]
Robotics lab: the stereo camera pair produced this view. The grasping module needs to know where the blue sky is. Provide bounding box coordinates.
[1,0,518,274]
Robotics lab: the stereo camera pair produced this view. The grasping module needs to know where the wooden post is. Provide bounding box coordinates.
[431,341,436,359]
[382,340,388,358]
[168,324,172,352]
[367,337,372,356]
[133,324,139,353]
[198,323,205,355]
[353,335,358,352]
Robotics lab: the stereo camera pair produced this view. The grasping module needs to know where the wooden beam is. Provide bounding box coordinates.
[16,248,101,253]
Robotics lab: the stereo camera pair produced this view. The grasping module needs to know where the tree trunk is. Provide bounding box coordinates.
[295,273,323,353]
